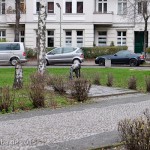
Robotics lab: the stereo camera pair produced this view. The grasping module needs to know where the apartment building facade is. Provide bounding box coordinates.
[0,0,149,53]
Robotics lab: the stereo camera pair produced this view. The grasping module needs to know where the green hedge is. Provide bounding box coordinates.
[146,47,150,53]
[82,46,128,59]
[26,47,54,59]
[26,48,37,59]
[26,46,128,59]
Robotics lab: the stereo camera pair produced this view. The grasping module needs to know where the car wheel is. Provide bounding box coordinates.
[99,59,105,66]
[73,59,80,64]
[46,59,49,66]
[129,59,137,67]
[10,58,19,66]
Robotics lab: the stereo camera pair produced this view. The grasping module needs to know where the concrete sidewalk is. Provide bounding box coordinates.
[88,85,138,98]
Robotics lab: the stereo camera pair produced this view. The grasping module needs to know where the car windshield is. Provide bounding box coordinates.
[62,47,75,53]
[115,50,133,56]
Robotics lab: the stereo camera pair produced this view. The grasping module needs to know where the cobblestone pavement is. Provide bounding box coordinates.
[0,84,149,150]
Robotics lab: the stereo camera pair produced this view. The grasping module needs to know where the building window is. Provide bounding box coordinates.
[36,0,40,13]
[77,31,83,47]
[65,31,72,47]
[65,2,72,13]
[97,0,107,13]
[0,30,6,41]
[47,2,54,13]
[118,0,127,14]
[138,1,147,14]
[36,30,39,47]
[47,30,54,47]
[117,31,126,46]
[77,2,83,13]
[0,0,5,14]
[20,30,25,42]
[98,31,107,46]
[20,0,26,13]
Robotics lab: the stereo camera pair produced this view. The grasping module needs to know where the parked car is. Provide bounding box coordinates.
[95,50,145,67]
[0,42,27,66]
[45,47,84,65]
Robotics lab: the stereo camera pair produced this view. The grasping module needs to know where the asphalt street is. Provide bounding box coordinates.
[1,60,150,70]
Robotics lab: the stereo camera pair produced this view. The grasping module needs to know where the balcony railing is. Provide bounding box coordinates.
[93,11,113,24]
[5,6,26,24]
[6,6,26,14]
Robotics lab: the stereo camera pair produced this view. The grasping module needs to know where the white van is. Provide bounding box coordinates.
[0,42,27,66]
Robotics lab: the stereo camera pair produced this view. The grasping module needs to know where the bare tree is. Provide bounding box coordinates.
[13,61,23,89]
[14,0,20,42]
[37,0,47,75]
[126,0,150,57]
[12,0,23,89]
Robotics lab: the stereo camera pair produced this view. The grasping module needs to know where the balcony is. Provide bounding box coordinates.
[93,11,113,25]
[6,6,26,24]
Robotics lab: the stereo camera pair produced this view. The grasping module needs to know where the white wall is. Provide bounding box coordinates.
[2,0,150,50]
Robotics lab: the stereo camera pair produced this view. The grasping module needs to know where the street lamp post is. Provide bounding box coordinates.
[56,3,61,47]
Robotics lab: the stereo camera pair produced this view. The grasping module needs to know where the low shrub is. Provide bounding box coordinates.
[145,76,150,92]
[128,76,137,90]
[26,48,37,59]
[82,46,128,59]
[70,78,91,102]
[48,75,66,94]
[26,47,54,59]
[0,39,6,42]
[146,47,150,53]
[29,72,47,108]
[0,86,15,112]
[106,73,114,87]
[93,72,101,85]
[110,41,115,46]
[118,109,150,150]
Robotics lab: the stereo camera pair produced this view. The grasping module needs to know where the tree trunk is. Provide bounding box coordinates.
[14,0,20,42]
[143,19,148,58]
[143,1,148,58]
[37,0,47,75]
[13,61,23,89]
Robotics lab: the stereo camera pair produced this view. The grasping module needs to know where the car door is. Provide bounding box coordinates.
[111,51,129,64]
[61,47,74,63]
[10,43,21,57]
[0,43,11,63]
[46,47,63,63]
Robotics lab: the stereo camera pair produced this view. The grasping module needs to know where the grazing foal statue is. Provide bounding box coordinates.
[69,62,81,80]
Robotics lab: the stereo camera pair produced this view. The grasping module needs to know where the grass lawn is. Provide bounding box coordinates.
[1,67,150,92]
[0,67,150,113]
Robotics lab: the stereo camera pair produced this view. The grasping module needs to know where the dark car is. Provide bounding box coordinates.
[95,50,145,67]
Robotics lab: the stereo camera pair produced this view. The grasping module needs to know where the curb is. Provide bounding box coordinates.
[88,91,139,98]
[90,142,125,150]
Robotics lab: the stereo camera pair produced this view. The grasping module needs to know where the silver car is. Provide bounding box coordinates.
[0,42,27,66]
[45,47,84,65]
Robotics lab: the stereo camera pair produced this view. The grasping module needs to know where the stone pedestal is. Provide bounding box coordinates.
[105,59,111,68]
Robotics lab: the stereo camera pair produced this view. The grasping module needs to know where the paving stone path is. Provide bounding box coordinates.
[0,86,149,150]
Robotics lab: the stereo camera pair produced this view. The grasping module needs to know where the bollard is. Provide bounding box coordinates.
[105,58,111,68]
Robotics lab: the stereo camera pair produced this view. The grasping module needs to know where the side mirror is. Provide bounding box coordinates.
[114,54,117,56]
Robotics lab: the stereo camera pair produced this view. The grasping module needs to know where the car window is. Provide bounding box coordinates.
[62,47,74,53]
[116,51,130,56]
[76,48,83,53]
[0,44,11,51]
[52,48,62,54]
[11,43,20,50]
